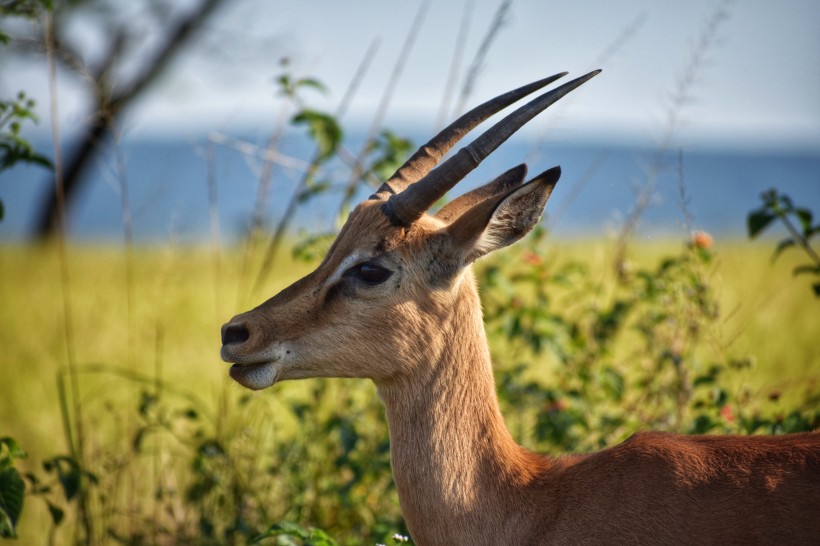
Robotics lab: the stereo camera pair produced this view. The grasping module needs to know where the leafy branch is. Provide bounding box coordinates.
[0,92,53,171]
[0,438,27,538]
[748,189,820,296]
[0,0,55,222]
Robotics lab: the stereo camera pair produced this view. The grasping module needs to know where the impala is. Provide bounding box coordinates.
[220,71,820,545]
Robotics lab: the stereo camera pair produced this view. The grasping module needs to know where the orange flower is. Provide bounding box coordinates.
[521,250,543,266]
[692,231,713,249]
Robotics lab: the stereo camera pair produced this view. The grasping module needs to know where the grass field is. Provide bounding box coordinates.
[1,236,817,543]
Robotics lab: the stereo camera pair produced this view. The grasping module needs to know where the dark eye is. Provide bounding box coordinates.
[347,262,393,286]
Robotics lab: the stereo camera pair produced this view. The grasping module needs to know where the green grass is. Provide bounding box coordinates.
[1,237,817,543]
[1,242,307,454]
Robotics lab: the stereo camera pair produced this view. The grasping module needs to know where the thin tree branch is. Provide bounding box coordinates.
[109,0,227,112]
[34,0,228,238]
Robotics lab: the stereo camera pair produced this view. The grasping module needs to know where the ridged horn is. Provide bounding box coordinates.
[383,70,601,226]
[372,72,568,199]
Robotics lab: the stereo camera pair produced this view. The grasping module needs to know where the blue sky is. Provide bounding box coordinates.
[7,0,820,149]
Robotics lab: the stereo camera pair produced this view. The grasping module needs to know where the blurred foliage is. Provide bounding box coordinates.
[480,227,817,458]
[292,110,342,164]
[0,0,55,222]
[0,0,51,37]
[252,521,338,546]
[748,188,820,296]
[362,130,414,183]
[0,92,52,172]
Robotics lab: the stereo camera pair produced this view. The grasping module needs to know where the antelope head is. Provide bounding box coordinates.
[220,70,600,390]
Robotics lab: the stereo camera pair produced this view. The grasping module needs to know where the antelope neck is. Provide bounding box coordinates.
[376,277,546,542]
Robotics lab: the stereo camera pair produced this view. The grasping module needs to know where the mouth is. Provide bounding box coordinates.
[228,361,279,391]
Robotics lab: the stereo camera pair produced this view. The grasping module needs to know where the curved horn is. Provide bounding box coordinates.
[383,70,601,226]
[373,72,568,199]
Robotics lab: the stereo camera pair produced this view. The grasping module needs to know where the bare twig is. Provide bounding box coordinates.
[676,149,694,236]
[207,132,310,171]
[613,1,731,278]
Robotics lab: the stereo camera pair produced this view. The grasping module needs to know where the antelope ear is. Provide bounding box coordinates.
[445,166,560,264]
[436,164,528,224]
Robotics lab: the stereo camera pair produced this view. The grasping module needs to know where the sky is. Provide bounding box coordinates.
[5,0,820,150]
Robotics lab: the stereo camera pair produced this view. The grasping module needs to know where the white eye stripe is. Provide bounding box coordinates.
[327,253,370,286]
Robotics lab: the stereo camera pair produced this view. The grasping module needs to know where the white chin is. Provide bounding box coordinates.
[229,362,278,390]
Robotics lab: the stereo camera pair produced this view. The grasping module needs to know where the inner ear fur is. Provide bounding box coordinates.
[445,166,561,264]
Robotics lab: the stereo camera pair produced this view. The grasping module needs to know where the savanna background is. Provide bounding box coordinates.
[1,1,818,544]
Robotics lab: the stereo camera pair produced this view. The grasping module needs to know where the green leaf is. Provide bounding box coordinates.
[132,427,150,453]
[0,467,25,538]
[291,110,342,161]
[779,193,795,212]
[59,466,80,501]
[693,374,714,387]
[690,414,715,434]
[0,0,52,18]
[46,501,64,525]
[747,209,774,238]
[43,456,81,501]
[0,438,27,462]
[759,188,778,207]
[294,78,328,94]
[252,521,338,545]
[138,390,157,416]
[795,208,813,235]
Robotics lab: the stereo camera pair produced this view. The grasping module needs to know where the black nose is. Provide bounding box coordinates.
[222,323,250,345]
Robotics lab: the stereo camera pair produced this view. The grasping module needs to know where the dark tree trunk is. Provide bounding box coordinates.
[33,116,109,239]
[30,0,227,239]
